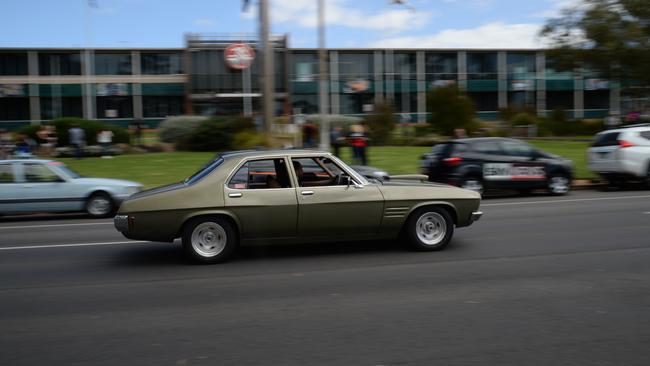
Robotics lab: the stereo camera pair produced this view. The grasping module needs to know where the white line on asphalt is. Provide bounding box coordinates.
[482,194,650,207]
[0,241,149,251]
[0,222,112,230]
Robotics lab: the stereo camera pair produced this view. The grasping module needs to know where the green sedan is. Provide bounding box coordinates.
[114,150,483,263]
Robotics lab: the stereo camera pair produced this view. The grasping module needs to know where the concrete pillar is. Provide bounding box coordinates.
[497,51,507,109]
[574,69,584,119]
[457,51,467,90]
[385,50,394,104]
[131,51,143,119]
[27,51,40,124]
[373,50,383,105]
[416,51,426,123]
[81,50,95,120]
[329,51,339,115]
[536,51,546,116]
[610,82,621,115]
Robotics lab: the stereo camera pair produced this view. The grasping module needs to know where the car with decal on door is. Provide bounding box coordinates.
[420,137,573,195]
[114,150,482,264]
[0,159,142,217]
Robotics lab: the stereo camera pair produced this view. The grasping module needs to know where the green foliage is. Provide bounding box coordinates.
[538,109,605,136]
[19,117,129,146]
[158,116,207,144]
[364,103,396,145]
[426,86,476,136]
[232,130,266,149]
[541,0,650,89]
[510,112,540,127]
[177,116,258,152]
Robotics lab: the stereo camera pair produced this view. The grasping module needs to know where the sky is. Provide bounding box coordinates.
[0,0,578,49]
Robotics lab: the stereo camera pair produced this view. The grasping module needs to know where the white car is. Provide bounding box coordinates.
[588,125,650,187]
[0,159,142,217]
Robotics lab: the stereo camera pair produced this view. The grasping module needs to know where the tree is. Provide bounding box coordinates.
[426,85,475,136]
[364,102,396,145]
[541,0,650,93]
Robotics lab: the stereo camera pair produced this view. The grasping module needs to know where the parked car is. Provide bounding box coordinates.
[588,124,650,187]
[349,165,390,182]
[0,159,142,217]
[114,150,483,264]
[420,137,574,195]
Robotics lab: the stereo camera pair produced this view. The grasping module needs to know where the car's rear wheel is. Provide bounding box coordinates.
[547,174,571,195]
[460,175,484,195]
[405,207,454,251]
[645,164,650,189]
[86,192,115,218]
[182,217,237,264]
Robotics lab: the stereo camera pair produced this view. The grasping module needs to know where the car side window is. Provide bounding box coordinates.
[472,141,502,155]
[501,140,534,157]
[227,159,291,189]
[639,131,650,140]
[291,157,349,187]
[23,163,62,183]
[0,164,15,183]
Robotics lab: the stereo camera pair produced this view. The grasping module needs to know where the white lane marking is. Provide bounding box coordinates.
[482,194,650,207]
[0,222,112,230]
[643,212,650,215]
[0,240,149,251]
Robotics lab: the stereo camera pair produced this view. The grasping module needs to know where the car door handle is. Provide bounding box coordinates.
[301,190,314,196]
[228,192,242,198]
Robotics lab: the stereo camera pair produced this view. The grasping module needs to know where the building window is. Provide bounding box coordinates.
[338,53,373,81]
[547,91,574,111]
[292,94,318,114]
[143,96,184,117]
[290,53,317,82]
[507,53,536,79]
[467,52,497,80]
[141,53,183,75]
[40,97,83,119]
[339,93,373,114]
[96,96,133,118]
[585,90,609,109]
[0,53,28,75]
[95,53,132,75]
[393,53,416,80]
[468,92,499,112]
[38,53,81,75]
[0,97,29,120]
[508,91,535,108]
[425,53,457,82]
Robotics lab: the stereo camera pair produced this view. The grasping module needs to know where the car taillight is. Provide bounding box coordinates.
[618,140,635,148]
[443,157,463,166]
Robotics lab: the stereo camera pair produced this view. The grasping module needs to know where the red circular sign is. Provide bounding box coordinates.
[224,43,255,70]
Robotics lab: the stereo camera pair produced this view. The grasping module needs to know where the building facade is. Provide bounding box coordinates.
[0,35,619,130]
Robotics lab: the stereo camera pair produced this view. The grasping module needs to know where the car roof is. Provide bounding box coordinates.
[598,126,650,134]
[220,149,332,160]
[1,159,54,164]
[444,137,519,144]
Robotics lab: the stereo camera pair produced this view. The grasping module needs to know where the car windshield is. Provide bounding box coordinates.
[48,162,81,179]
[184,157,224,185]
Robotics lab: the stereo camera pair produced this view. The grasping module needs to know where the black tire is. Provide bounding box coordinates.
[459,175,484,195]
[547,173,571,195]
[182,216,237,264]
[85,192,115,218]
[645,164,650,190]
[405,207,454,251]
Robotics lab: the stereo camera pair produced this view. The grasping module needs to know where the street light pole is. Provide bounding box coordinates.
[317,0,330,151]
[259,0,274,137]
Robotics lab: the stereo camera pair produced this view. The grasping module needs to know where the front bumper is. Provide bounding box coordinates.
[471,211,483,222]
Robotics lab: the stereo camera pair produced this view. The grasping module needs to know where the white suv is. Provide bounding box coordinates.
[588,125,650,187]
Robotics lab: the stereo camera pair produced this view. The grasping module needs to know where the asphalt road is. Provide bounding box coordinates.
[1,190,650,365]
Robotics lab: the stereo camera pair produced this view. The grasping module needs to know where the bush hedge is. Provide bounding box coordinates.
[19,117,129,146]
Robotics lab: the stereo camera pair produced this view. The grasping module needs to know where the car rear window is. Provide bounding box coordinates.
[640,131,650,140]
[185,157,224,185]
[592,132,620,147]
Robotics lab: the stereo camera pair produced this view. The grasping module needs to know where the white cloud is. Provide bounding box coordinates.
[193,18,217,28]
[244,0,434,33]
[533,0,585,19]
[369,22,546,49]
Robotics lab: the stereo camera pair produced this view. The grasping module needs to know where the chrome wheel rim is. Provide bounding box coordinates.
[87,196,111,216]
[549,176,569,194]
[415,212,447,246]
[462,179,483,194]
[191,222,227,258]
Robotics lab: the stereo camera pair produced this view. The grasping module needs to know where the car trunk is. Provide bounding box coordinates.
[589,132,621,172]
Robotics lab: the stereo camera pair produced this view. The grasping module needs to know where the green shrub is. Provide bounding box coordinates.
[364,103,396,145]
[19,117,129,146]
[158,116,207,144]
[233,130,266,149]
[178,116,257,152]
[427,86,476,136]
[510,112,539,127]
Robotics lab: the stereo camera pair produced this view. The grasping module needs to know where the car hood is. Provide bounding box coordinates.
[74,177,141,187]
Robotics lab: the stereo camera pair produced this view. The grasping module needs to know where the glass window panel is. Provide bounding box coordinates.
[141,53,183,74]
[425,53,457,81]
[95,53,132,75]
[0,53,28,75]
[467,52,497,80]
[38,53,81,75]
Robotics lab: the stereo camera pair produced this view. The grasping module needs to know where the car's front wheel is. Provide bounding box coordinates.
[547,174,571,195]
[405,207,454,251]
[182,217,237,264]
[86,192,115,218]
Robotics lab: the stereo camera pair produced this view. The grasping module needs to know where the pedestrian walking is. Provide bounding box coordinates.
[97,129,114,158]
[348,123,369,165]
[68,124,85,159]
[330,126,344,157]
[0,129,14,159]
